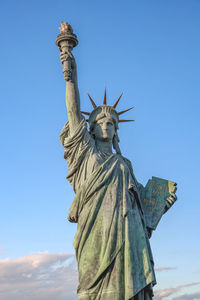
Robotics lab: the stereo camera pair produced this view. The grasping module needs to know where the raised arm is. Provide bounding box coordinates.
[60,52,83,135]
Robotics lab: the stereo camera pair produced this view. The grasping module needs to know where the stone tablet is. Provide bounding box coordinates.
[142,176,177,230]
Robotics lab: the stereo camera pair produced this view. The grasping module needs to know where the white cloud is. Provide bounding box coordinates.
[154,282,200,300]
[173,291,200,300]
[1,254,199,300]
[0,252,78,300]
[155,266,176,272]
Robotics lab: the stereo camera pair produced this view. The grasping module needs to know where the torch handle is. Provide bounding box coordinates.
[63,55,72,81]
[59,42,73,81]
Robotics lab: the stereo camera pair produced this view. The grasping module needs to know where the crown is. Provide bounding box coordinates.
[81,88,134,126]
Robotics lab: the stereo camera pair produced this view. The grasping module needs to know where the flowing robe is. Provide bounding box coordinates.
[60,119,156,300]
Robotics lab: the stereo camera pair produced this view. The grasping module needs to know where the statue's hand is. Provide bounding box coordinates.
[68,214,78,223]
[60,50,73,65]
[167,195,176,205]
[165,195,177,213]
[60,50,77,82]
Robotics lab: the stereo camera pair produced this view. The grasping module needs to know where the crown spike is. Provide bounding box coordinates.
[81,111,90,116]
[118,119,134,123]
[112,93,123,108]
[103,88,107,105]
[117,107,134,116]
[88,93,97,108]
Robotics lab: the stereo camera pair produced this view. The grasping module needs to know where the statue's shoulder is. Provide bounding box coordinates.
[120,156,138,183]
[120,155,133,171]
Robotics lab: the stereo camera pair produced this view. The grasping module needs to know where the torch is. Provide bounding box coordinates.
[56,22,78,81]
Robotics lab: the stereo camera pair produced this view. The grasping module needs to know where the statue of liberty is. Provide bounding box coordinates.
[56,22,177,300]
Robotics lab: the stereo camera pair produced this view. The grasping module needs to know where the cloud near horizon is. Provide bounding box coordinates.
[0,252,78,300]
[173,291,200,299]
[154,282,200,300]
[1,252,200,300]
[155,266,176,272]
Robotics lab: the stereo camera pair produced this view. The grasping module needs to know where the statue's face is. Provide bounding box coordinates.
[93,117,115,142]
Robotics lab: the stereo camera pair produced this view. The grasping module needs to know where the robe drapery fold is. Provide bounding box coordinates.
[60,119,156,300]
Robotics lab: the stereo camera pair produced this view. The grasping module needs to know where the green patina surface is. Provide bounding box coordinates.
[57,23,178,299]
[142,177,177,230]
[60,119,156,299]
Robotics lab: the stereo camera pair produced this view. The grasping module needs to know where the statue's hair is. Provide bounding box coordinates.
[88,106,118,129]
[113,132,121,155]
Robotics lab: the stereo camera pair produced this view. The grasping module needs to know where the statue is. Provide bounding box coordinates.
[56,22,177,300]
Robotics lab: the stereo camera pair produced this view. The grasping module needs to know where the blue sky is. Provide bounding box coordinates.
[0,0,200,299]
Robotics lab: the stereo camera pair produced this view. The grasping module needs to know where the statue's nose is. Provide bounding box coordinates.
[102,123,107,130]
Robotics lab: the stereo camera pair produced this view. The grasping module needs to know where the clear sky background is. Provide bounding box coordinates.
[0,1,200,299]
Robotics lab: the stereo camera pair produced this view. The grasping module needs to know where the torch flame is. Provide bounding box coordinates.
[59,22,73,34]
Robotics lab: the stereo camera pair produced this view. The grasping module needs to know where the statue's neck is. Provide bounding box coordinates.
[95,139,113,155]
